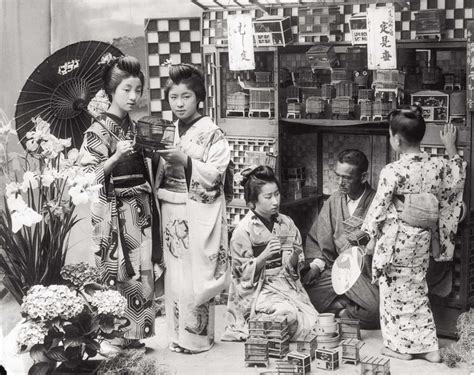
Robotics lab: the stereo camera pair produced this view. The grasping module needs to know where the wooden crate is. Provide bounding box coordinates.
[341,338,364,365]
[306,96,325,114]
[335,81,358,98]
[360,356,390,375]
[296,332,318,360]
[338,318,361,340]
[332,97,355,114]
[315,348,339,371]
[227,92,249,110]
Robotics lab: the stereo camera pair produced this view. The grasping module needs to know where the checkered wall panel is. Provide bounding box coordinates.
[201,1,473,45]
[145,18,202,120]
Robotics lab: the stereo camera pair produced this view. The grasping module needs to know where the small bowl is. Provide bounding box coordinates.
[318,313,335,325]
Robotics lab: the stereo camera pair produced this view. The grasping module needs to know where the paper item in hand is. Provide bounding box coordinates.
[332,246,363,295]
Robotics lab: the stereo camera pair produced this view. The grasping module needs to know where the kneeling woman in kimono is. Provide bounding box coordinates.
[223,166,318,341]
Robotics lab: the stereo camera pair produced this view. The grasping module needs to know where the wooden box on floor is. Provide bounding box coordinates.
[296,331,317,359]
[244,338,269,368]
[360,356,390,375]
[315,348,339,371]
[338,318,361,340]
[340,338,364,364]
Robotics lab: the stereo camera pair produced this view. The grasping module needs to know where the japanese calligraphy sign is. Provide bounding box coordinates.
[367,6,397,70]
[227,14,255,71]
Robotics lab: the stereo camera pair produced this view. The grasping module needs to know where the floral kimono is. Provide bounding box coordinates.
[361,152,466,354]
[223,211,318,342]
[155,116,231,352]
[79,113,157,340]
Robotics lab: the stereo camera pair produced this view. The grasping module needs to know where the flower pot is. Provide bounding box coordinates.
[53,360,103,374]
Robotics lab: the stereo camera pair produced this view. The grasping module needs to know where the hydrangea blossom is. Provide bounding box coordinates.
[21,285,84,321]
[60,262,101,288]
[16,320,48,351]
[90,290,127,317]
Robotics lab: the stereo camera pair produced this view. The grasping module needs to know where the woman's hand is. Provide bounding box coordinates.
[113,140,135,162]
[440,123,458,158]
[156,146,188,166]
[257,238,281,263]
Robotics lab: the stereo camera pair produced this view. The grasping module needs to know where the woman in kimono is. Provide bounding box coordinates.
[156,64,231,354]
[79,56,158,349]
[361,110,466,363]
[222,166,318,342]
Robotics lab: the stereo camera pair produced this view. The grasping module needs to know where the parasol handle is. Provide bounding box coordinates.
[73,98,121,142]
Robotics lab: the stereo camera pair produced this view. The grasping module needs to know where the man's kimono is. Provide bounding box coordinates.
[304,183,379,329]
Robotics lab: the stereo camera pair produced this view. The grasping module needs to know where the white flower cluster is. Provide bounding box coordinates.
[67,171,102,205]
[25,116,71,159]
[16,320,48,351]
[21,285,84,321]
[90,290,126,317]
[60,262,101,288]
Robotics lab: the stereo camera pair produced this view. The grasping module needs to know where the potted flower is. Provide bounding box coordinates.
[17,262,127,374]
[0,115,102,304]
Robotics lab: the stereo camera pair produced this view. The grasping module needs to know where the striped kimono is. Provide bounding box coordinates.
[79,112,157,340]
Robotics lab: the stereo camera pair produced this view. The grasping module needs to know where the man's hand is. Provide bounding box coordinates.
[302,267,321,287]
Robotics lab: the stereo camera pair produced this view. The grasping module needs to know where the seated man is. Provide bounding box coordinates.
[302,149,379,329]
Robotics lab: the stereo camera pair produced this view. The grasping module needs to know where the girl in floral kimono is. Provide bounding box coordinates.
[362,110,466,363]
[222,166,318,342]
[79,56,158,349]
[155,64,231,353]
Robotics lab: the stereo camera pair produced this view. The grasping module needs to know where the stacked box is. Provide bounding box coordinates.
[306,96,325,114]
[331,68,351,83]
[332,97,355,115]
[415,9,446,38]
[335,81,358,98]
[358,89,374,101]
[267,317,291,358]
[227,92,249,110]
[244,338,269,367]
[360,100,373,120]
[287,352,311,374]
[321,84,336,100]
[338,318,361,340]
[315,348,339,371]
[360,356,390,375]
[305,44,338,70]
[372,100,391,120]
[249,88,275,117]
[255,71,272,87]
[340,338,364,365]
[296,331,318,360]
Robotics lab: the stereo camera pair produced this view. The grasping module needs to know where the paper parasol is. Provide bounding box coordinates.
[15,40,124,149]
[331,246,364,295]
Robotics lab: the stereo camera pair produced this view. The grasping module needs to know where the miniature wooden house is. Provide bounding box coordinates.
[315,348,340,371]
[338,318,361,340]
[244,338,269,368]
[340,338,364,365]
[360,356,390,375]
[296,331,318,359]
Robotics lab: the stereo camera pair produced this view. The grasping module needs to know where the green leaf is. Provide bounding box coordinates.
[64,336,84,348]
[45,346,68,362]
[27,362,55,375]
[99,315,115,334]
[30,344,48,362]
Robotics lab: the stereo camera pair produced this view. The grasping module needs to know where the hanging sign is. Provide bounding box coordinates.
[227,14,255,71]
[367,6,397,70]
[349,12,367,45]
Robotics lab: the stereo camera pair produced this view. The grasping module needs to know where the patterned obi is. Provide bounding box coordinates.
[253,243,283,271]
[112,152,148,189]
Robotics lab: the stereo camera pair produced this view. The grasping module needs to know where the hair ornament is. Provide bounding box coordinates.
[236,165,259,187]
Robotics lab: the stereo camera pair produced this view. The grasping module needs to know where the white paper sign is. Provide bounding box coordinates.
[227,14,255,71]
[367,6,397,70]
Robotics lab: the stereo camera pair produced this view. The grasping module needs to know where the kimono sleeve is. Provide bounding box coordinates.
[361,165,397,239]
[189,129,231,194]
[284,219,305,280]
[230,226,261,290]
[305,197,337,267]
[78,126,111,199]
[436,155,467,261]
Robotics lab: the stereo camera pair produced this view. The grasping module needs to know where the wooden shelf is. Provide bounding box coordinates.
[281,118,389,135]
[281,194,322,208]
[282,118,388,127]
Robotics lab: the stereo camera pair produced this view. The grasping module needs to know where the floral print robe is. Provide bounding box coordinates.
[223,211,318,342]
[79,113,157,340]
[361,152,466,354]
[155,116,231,352]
